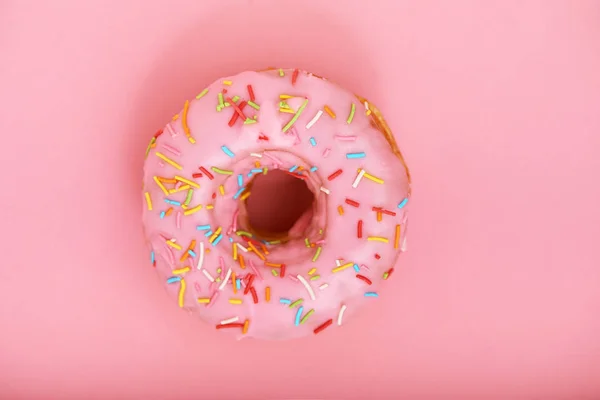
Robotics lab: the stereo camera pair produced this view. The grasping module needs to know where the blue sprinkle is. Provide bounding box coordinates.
[188,250,197,257]
[289,165,298,172]
[295,306,304,326]
[204,230,213,237]
[364,292,379,297]
[353,264,360,272]
[247,172,253,177]
[236,279,241,290]
[164,198,181,206]
[159,211,166,219]
[233,187,246,199]
[221,145,235,158]
[251,168,263,173]
[167,276,181,284]
[310,166,318,172]
[212,234,223,246]
[346,152,366,159]
[397,197,409,209]
[280,298,292,305]
[196,224,211,231]
[150,251,155,264]
[309,137,317,146]
[237,174,243,187]
[229,237,234,243]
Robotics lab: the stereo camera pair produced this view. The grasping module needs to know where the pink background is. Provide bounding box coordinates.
[1,0,600,398]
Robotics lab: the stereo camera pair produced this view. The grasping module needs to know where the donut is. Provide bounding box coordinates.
[142,69,411,340]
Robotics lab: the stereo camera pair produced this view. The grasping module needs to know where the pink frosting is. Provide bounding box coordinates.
[142,69,410,340]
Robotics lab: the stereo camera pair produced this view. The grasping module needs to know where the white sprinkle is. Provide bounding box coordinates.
[319,283,329,290]
[322,148,331,158]
[196,242,205,270]
[250,152,263,158]
[220,316,239,325]
[352,169,366,188]
[305,110,323,129]
[335,135,357,141]
[161,143,181,156]
[335,259,342,267]
[337,304,347,326]
[364,101,370,111]
[202,269,214,282]
[297,275,316,301]
[166,122,178,137]
[319,187,330,195]
[401,236,408,252]
[218,268,232,290]
[236,242,249,253]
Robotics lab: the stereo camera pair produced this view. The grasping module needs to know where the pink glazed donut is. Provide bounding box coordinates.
[142,69,411,340]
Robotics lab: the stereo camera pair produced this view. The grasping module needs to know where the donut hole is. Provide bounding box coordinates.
[243,169,315,239]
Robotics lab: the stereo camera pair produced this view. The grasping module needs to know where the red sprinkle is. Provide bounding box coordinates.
[356,274,372,285]
[192,173,203,178]
[372,207,396,216]
[247,85,255,101]
[280,264,286,278]
[357,220,363,238]
[216,323,244,330]
[345,198,360,207]
[258,133,270,141]
[387,268,395,278]
[228,100,248,127]
[244,274,255,295]
[292,69,299,85]
[374,254,381,260]
[327,169,343,181]
[199,166,214,180]
[153,128,164,139]
[313,319,333,334]
[212,192,216,199]
[249,287,259,303]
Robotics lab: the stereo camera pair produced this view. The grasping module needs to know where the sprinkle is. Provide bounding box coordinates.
[319,283,329,290]
[312,246,322,262]
[220,317,239,326]
[243,319,250,334]
[218,92,224,108]
[335,135,357,142]
[239,254,246,269]
[332,262,353,273]
[197,297,211,304]
[367,236,389,243]
[280,107,295,114]
[295,306,303,326]
[211,167,233,175]
[221,145,235,158]
[345,198,360,207]
[297,275,316,300]
[182,100,193,142]
[353,264,360,272]
[356,274,372,285]
[279,68,285,77]
[183,204,203,215]
[327,169,343,181]
[372,207,397,216]
[362,170,384,184]
[197,224,211,231]
[155,152,182,170]
[310,166,318,172]
[383,268,394,280]
[247,85,255,101]
[309,137,317,146]
[173,267,190,275]
[196,242,205,269]
[167,276,181,284]
[398,197,409,209]
[161,143,181,156]
[215,323,243,330]
[202,269,215,282]
[394,225,401,249]
[222,80,233,86]
[164,198,181,206]
[240,191,251,201]
[265,287,271,302]
[314,319,333,334]
[310,275,320,281]
[280,298,291,305]
[166,240,182,250]
[337,305,347,325]
[244,274,255,295]
[376,211,382,222]
[247,100,260,110]
[151,251,155,265]
[233,187,246,200]
[346,152,366,159]
[199,166,214,180]
[207,291,220,308]
[319,187,330,195]
[196,88,208,99]
[322,148,331,158]
[218,268,232,290]
[144,192,152,210]
[375,253,381,259]
[212,234,223,246]
[247,242,266,260]
[289,299,304,308]
[282,98,309,133]
[347,103,356,124]
[288,165,299,173]
[249,287,258,303]
[292,68,299,85]
[219,185,225,195]
[323,105,336,118]
[305,110,323,130]
[337,205,344,215]
[308,268,317,275]
[178,279,186,308]
[365,292,379,297]
[357,220,363,238]
[237,174,244,188]
[236,279,241,290]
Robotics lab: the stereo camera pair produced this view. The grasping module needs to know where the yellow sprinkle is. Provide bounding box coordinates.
[324,105,336,118]
[209,227,222,243]
[229,298,243,304]
[359,169,384,184]
[197,297,210,304]
[173,267,190,275]
[279,68,284,77]
[155,152,183,170]
[206,205,214,210]
[366,109,372,116]
[178,279,186,307]
[337,205,344,215]
[183,204,203,215]
[265,286,271,302]
[168,184,190,194]
[240,191,251,201]
[232,242,238,261]
[144,192,152,210]
[188,136,196,144]
[223,80,233,85]
[263,167,267,175]
[153,176,169,195]
[279,107,296,114]
[332,262,354,273]
[172,114,179,120]
[367,236,389,243]
[196,88,209,99]
[166,240,182,250]
[308,268,317,275]
[174,175,200,189]
[219,185,225,195]
[394,225,401,249]
[279,94,294,99]
[243,319,250,334]
[211,167,233,175]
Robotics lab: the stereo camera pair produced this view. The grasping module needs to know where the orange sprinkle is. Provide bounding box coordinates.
[243,319,250,334]
[260,242,269,255]
[264,262,282,268]
[324,105,336,118]
[165,207,174,216]
[394,224,401,249]
[337,205,344,215]
[182,100,191,138]
[377,211,382,222]
[247,242,266,260]
[265,286,271,302]
[239,254,246,269]
[231,271,237,294]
